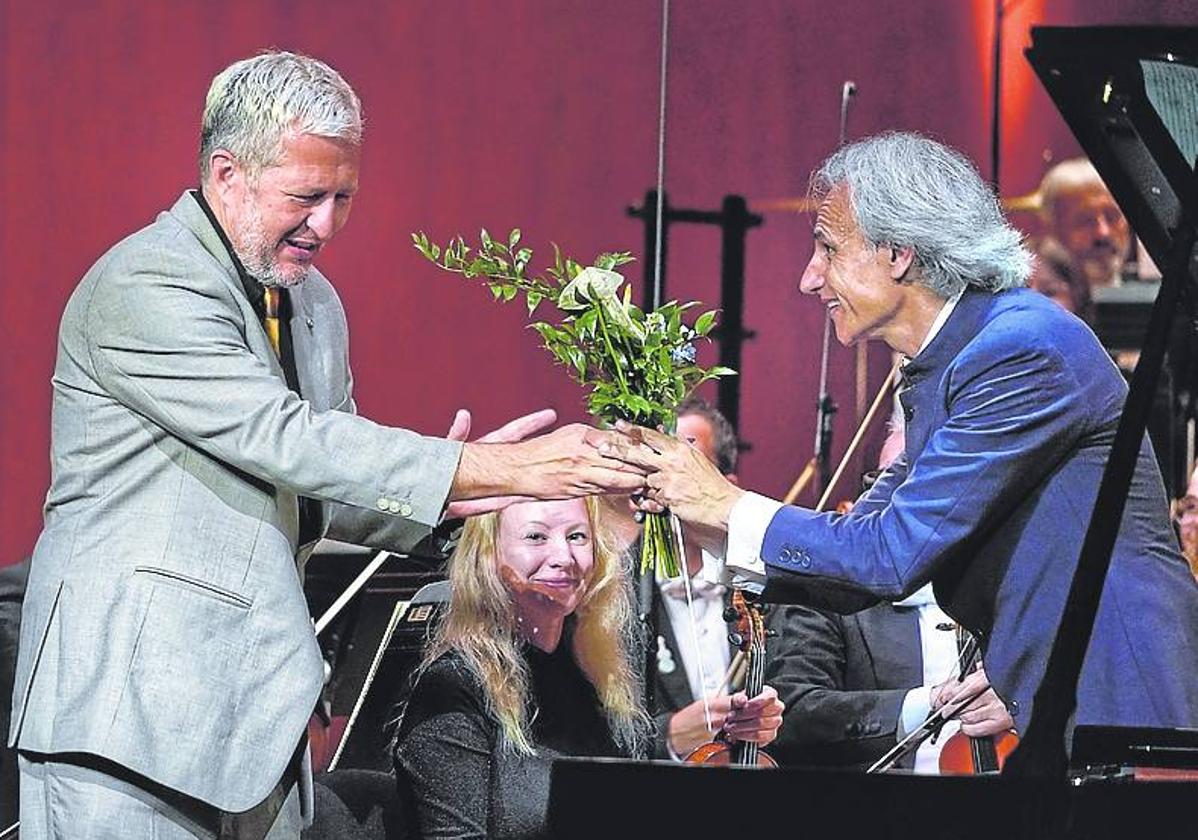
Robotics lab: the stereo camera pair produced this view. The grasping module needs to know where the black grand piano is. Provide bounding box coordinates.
[547,26,1198,840]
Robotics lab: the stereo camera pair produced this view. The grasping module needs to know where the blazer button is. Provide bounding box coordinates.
[799,552,812,568]
[376,497,391,511]
[779,548,793,562]
[903,406,915,421]
[388,500,403,514]
[399,502,413,517]
[1008,699,1020,717]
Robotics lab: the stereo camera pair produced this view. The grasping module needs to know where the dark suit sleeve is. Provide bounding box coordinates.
[765,605,909,768]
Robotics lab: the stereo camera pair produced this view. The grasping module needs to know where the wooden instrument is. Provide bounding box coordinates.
[685,590,777,768]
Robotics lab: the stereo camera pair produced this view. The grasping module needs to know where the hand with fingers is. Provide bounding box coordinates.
[443,408,561,518]
[449,421,649,516]
[931,664,1015,738]
[592,420,745,534]
[721,685,786,746]
[668,685,786,758]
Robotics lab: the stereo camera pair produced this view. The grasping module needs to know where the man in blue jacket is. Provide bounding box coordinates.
[605,132,1198,736]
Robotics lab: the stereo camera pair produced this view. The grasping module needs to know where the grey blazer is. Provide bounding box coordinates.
[10,192,462,812]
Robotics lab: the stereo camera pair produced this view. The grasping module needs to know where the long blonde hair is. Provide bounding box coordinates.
[421,497,647,755]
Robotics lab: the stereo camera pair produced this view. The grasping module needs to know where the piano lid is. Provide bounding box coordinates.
[1004,27,1198,780]
[1026,27,1198,272]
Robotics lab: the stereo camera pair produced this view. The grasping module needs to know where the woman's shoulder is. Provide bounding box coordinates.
[407,650,487,712]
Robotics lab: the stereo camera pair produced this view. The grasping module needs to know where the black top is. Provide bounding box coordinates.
[393,640,627,840]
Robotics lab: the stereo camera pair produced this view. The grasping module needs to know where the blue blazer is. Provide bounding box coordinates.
[761,289,1198,732]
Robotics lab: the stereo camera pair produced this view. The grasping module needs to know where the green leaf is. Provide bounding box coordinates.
[509,228,521,249]
[695,309,717,336]
[526,291,543,316]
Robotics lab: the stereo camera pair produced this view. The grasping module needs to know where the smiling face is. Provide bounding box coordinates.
[208,132,360,287]
[497,498,595,621]
[799,185,920,352]
[1052,186,1130,288]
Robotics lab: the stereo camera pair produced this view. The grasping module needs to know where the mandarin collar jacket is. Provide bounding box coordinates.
[760,288,1198,733]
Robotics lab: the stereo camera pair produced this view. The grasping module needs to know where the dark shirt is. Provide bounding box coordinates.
[393,641,626,840]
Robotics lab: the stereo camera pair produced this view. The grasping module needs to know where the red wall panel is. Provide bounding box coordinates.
[2,0,1193,563]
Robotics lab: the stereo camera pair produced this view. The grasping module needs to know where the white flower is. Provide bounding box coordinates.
[558,266,644,339]
[557,266,624,310]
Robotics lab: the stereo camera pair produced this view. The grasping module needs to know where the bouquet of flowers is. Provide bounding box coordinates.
[412,228,733,577]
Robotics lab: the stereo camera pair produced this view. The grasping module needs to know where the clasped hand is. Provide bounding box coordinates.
[594,421,745,535]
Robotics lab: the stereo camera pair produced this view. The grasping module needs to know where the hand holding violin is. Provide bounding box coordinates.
[669,686,785,757]
[930,663,1015,737]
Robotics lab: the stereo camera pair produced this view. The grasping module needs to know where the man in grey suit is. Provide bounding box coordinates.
[10,51,644,839]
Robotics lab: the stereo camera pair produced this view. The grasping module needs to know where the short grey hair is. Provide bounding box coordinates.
[810,132,1031,298]
[200,51,362,181]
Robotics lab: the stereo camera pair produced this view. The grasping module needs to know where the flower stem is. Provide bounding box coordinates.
[640,511,680,578]
[594,304,631,398]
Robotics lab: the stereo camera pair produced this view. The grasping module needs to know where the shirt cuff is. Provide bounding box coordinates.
[723,491,783,592]
[899,685,934,738]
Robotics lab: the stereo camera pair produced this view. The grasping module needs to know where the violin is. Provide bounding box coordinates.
[867,628,1018,774]
[685,590,777,768]
[937,627,1019,775]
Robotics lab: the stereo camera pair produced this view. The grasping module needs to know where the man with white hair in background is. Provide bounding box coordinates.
[10,51,644,839]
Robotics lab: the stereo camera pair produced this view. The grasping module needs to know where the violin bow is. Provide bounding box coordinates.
[866,682,990,774]
[784,361,899,509]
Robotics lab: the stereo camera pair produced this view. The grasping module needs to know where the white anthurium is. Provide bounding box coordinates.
[558,267,644,339]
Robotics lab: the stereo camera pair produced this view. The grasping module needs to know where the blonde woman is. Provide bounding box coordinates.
[393,497,782,839]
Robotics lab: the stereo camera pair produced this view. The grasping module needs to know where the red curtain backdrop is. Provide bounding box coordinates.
[1,0,1193,564]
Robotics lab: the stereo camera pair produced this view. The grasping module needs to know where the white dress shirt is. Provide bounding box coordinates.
[894,584,962,773]
[659,550,733,703]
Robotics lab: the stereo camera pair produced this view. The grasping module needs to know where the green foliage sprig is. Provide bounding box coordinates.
[413,228,737,578]
[412,228,734,430]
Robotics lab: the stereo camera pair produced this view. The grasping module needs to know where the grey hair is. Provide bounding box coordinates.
[200,50,362,181]
[810,132,1031,298]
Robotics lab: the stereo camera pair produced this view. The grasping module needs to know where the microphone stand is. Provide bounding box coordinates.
[812,81,857,498]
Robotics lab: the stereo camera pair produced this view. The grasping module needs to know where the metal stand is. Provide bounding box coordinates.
[627,191,763,436]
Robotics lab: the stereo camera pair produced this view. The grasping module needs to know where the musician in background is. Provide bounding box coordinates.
[392,497,783,839]
[1034,157,1133,292]
[649,397,780,758]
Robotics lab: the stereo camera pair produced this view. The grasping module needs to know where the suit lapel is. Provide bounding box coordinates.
[168,192,286,383]
[854,604,924,689]
[287,281,331,409]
